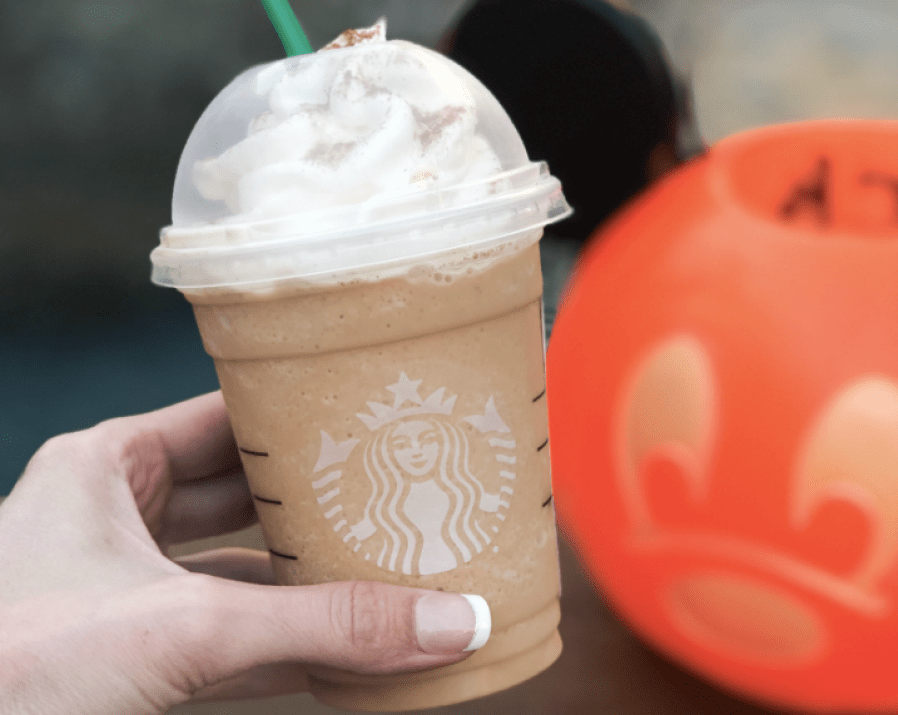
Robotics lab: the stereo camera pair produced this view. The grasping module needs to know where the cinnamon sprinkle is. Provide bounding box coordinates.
[322,18,387,50]
[413,105,468,150]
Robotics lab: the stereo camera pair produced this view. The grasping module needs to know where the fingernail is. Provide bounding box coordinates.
[415,593,491,654]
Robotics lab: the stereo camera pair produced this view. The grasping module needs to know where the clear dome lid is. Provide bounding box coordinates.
[151,29,571,289]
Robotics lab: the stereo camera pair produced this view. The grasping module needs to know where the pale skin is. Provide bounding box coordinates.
[0,392,478,715]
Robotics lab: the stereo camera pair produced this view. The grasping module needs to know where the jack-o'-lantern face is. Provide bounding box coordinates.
[623,337,898,664]
[548,121,898,713]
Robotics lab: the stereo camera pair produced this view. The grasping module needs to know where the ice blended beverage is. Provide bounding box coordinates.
[150,21,572,711]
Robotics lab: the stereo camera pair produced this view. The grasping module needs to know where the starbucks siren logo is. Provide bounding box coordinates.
[311,372,517,575]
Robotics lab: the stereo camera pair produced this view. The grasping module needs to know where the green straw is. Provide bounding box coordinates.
[261,0,314,56]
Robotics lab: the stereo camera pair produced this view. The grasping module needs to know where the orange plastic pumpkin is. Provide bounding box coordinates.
[548,120,898,712]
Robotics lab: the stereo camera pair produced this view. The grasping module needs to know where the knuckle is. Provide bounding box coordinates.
[335,582,390,648]
[95,417,170,495]
[101,418,166,476]
[26,429,97,480]
[329,582,414,661]
[29,432,74,466]
[23,413,169,495]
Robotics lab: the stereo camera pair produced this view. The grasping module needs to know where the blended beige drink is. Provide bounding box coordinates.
[188,238,558,709]
[151,21,571,711]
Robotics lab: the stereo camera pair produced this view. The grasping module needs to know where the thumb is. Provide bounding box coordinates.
[168,576,491,694]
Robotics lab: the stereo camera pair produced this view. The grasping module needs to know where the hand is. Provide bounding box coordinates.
[0,392,486,715]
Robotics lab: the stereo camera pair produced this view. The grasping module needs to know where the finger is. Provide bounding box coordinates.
[169,578,491,695]
[95,392,242,524]
[111,391,241,485]
[189,663,309,702]
[158,468,257,545]
[150,391,241,483]
[175,548,275,585]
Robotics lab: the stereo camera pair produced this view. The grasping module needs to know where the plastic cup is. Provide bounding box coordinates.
[151,35,571,710]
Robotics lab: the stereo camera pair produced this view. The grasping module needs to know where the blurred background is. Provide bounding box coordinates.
[6,0,898,491]
[1,0,476,493]
[5,1,898,714]
[1,0,665,494]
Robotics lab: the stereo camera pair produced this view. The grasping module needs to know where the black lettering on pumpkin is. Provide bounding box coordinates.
[780,156,831,228]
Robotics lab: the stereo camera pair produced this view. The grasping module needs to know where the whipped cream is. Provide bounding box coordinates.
[152,21,570,289]
[189,20,502,233]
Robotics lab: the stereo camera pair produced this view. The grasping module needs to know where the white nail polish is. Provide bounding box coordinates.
[460,594,491,651]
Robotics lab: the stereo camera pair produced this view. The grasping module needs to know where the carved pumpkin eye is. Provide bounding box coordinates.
[619,335,717,533]
[793,377,898,588]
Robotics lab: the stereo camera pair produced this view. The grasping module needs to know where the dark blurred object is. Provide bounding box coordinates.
[443,0,685,242]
